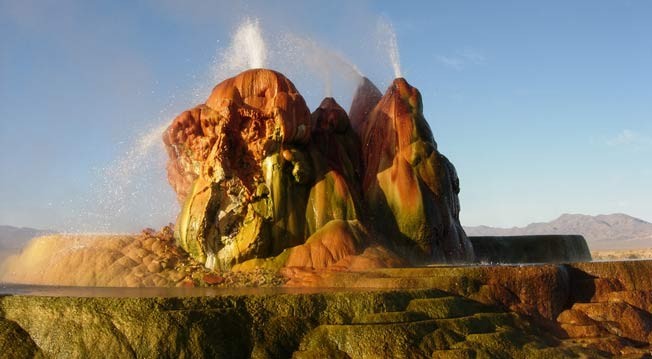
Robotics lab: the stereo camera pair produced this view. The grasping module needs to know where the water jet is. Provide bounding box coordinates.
[1,17,650,359]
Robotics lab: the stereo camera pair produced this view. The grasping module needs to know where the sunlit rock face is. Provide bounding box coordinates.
[164,69,473,270]
[164,69,378,270]
[0,230,193,287]
[352,77,474,263]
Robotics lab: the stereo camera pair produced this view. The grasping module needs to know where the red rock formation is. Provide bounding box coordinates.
[164,69,311,204]
[163,70,397,271]
[348,77,382,135]
[163,69,316,268]
[163,69,473,270]
[352,77,474,263]
[163,106,210,203]
[309,97,362,199]
[558,260,652,353]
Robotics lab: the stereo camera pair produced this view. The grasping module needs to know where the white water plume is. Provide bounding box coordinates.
[212,18,268,82]
[65,121,177,233]
[278,32,362,98]
[62,18,270,233]
[62,18,376,233]
[377,17,402,78]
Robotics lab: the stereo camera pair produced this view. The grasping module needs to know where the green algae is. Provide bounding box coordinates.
[0,287,607,358]
[0,317,43,359]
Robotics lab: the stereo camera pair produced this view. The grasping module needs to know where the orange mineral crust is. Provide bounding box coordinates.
[163,69,473,270]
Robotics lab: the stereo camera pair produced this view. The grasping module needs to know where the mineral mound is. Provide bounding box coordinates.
[354,77,474,262]
[163,69,473,270]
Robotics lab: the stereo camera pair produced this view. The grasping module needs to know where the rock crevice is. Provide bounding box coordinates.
[163,69,474,269]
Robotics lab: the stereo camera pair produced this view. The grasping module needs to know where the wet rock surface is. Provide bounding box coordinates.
[2,258,651,357]
[0,227,286,288]
[0,317,43,358]
[163,69,474,269]
[0,289,605,359]
[470,235,592,264]
[353,77,474,263]
[556,260,652,356]
[1,68,643,357]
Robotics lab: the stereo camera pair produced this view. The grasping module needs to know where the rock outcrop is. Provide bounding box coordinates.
[353,77,474,263]
[284,260,652,356]
[164,69,383,270]
[5,260,652,357]
[348,76,382,134]
[470,235,592,264]
[0,288,606,358]
[163,69,475,269]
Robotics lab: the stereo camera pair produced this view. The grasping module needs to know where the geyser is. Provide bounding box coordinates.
[279,33,363,98]
[377,17,402,78]
[163,68,473,270]
[63,120,176,233]
[213,18,268,82]
[229,18,267,69]
[62,18,273,234]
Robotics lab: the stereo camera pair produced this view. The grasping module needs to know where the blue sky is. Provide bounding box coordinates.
[1,0,651,231]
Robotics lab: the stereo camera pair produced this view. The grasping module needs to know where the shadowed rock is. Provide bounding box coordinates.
[348,76,382,135]
[164,69,403,270]
[470,235,592,264]
[164,69,474,269]
[353,77,474,263]
[5,261,651,357]
[164,69,315,269]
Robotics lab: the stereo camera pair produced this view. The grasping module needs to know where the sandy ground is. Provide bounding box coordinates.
[591,248,652,260]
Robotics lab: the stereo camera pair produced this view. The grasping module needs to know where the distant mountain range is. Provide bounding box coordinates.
[2,214,651,254]
[465,213,652,250]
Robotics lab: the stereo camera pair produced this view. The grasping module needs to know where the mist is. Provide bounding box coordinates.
[0,0,406,233]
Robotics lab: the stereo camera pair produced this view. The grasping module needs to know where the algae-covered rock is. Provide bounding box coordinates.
[164,70,400,270]
[0,289,445,358]
[0,296,252,359]
[0,317,43,358]
[352,77,474,263]
[306,97,363,233]
[165,69,314,269]
[470,235,592,264]
[406,296,499,319]
[4,261,647,357]
[164,69,475,269]
[162,71,303,269]
[292,290,599,359]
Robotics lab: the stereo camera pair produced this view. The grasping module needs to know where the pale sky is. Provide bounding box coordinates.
[1,0,651,231]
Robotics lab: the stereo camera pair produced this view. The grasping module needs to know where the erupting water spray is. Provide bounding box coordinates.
[65,120,176,233]
[64,19,272,233]
[64,18,376,233]
[377,17,402,78]
[278,32,362,99]
[212,18,268,82]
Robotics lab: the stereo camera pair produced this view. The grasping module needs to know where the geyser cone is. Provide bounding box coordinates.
[348,77,382,136]
[163,69,314,269]
[163,69,471,270]
[163,69,312,201]
[163,69,398,270]
[205,68,311,146]
[310,97,363,182]
[358,77,474,263]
